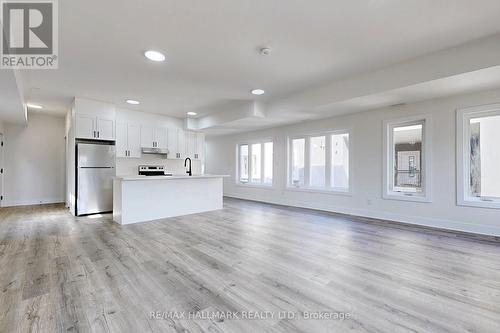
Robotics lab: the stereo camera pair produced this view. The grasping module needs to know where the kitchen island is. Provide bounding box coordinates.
[113,174,228,224]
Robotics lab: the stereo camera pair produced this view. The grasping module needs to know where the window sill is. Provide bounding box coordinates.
[286,186,352,196]
[458,197,500,210]
[383,192,431,203]
[236,183,275,190]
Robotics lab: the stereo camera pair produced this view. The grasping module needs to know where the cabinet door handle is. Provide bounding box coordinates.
[126,150,129,157]
[94,131,96,138]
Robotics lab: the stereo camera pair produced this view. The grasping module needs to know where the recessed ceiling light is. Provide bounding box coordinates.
[126,99,140,105]
[187,112,197,116]
[144,50,165,62]
[27,103,43,109]
[259,47,272,56]
[251,89,265,95]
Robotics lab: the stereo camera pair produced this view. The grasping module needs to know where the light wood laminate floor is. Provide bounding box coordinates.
[1,198,499,333]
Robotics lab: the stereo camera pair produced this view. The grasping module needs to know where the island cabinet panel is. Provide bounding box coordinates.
[113,175,227,224]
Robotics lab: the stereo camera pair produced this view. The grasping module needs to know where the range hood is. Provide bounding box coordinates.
[141,147,169,156]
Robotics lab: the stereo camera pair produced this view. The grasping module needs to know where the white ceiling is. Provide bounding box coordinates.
[9,0,500,131]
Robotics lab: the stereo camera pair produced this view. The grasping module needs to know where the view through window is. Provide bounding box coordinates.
[469,115,500,199]
[392,124,423,193]
[238,141,273,186]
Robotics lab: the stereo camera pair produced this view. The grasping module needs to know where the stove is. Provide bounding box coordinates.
[138,165,173,176]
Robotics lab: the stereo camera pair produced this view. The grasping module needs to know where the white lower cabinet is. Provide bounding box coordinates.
[116,122,141,158]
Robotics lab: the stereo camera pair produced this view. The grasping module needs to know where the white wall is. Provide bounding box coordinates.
[0,120,4,134]
[206,88,500,237]
[115,108,201,175]
[3,112,65,206]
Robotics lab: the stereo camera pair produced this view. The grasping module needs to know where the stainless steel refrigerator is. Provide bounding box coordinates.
[76,142,115,216]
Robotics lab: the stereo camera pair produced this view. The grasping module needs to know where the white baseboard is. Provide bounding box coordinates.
[2,197,64,207]
[224,192,500,238]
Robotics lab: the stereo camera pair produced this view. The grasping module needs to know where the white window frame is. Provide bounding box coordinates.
[457,103,500,209]
[383,115,432,203]
[287,130,352,195]
[236,139,274,187]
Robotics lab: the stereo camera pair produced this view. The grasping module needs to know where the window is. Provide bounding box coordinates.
[289,131,350,192]
[383,116,432,202]
[237,140,273,186]
[331,133,349,189]
[291,138,305,187]
[239,144,248,183]
[457,104,500,209]
[310,136,326,187]
[264,142,273,184]
[251,143,261,182]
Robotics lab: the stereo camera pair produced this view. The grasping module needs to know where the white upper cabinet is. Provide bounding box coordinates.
[128,125,141,157]
[196,132,205,160]
[75,114,95,140]
[154,128,167,148]
[141,126,167,148]
[96,117,115,141]
[116,122,128,158]
[186,131,196,159]
[140,125,154,148]
[74,98,115,141]
[117,122,141,158]
[177,129,186,159]
[167,128,178,157]
[185,131,205,160]
[167,128,186,159]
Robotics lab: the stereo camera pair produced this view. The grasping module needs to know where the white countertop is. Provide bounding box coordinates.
[115,174,229,181]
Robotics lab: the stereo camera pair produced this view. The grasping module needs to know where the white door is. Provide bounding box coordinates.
[115,122,128,158]
[140,126,154,148]
[154,128,167,148]
[76,114,95,139]
[96,117,115,140]
[128,124,141,158]
[0,134,3,206]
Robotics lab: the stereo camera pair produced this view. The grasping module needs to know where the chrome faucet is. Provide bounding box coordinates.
[184,157,192,176]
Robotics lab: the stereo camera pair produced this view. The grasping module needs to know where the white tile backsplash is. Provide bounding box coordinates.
[116,155,202,176]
